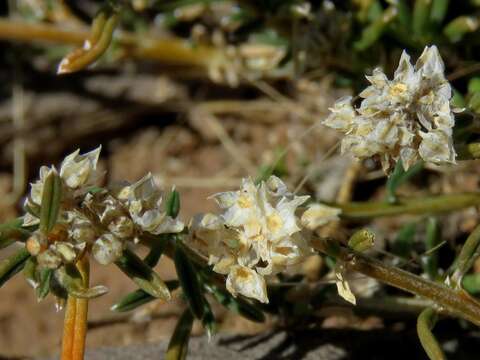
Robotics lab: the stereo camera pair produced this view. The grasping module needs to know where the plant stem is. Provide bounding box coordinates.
[61,256,90,360]
[0,18,220,67]
[314,237,480,326]
[61,296,77,360]
[450,223,480,286]
[417,308,446,360]
[335,193,480,219]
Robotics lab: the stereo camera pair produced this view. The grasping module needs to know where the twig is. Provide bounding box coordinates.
[314,237,480,326]
[0,18,220,68]
[447,62,480,81]
[335,193,480,219]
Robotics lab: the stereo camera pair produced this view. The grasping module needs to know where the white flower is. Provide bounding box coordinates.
[59,146,102,189]
[323,45,456,172]
[192,176,317,303]
[301,204,341,230]
[226,265,268,303]
[119,173,184,235]
[335,263,356,305]
[23,147,103,226]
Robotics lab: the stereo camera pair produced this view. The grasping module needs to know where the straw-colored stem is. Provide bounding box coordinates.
[61,257,90,360]
[61,296,77,360]
[0,18,220,67]
[72,257,89,360]
[335,193,480,219]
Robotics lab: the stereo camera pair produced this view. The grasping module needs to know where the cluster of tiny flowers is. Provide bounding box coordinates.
[24,148,183,274]
[323,45,456,172]
[190,176,340,303]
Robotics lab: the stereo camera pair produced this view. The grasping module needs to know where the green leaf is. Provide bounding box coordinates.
[204,282,265,323]
[395,0,412,29]
[144,236,167,267]
[0,248,30,287]
[468,77,480,93]
[417,308,446,360]
[0,218,31,249]
[166,309,194,360]
[451,88,466,108]
[201,298,216,339]
[413,0,432,37]
[36,268,53,301]
[86,186,106,194]
[392,222,417,258]
[463,273,480,294]
[449,223,480,286]
[430,0,449,25]
[23,257,38,288]
[39,170,62,234]
[385,160,424,204]
[424,217,441,280]
[115,248,171,300]
[444,16,479,43]
[174,245,205,320]
[354,6,397,51]
[468,92,480,113]
[111,280,179,312]
[165,189,180,218]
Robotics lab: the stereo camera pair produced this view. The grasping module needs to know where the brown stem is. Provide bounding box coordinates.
[314,238,480,326]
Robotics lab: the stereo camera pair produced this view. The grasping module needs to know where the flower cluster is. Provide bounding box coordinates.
[323,45,456,172]
[190,176,340,303]
[23,148,183,278]
[21,148,341,304]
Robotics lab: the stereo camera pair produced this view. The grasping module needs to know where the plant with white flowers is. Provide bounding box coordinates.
[323,45,456,172]
[190,176,340,303]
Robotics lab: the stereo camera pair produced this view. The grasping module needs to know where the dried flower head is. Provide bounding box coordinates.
[190,176,318,303]
[22,148,184,300]
[118,173,184,235]
[23,147,103,226]
[323,45,456,172]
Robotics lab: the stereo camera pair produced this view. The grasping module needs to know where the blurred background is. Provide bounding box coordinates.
[2,1,480,358]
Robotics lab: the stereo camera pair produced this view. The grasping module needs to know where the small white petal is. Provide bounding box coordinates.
[226,266,268,303]
[301,204,341,230]
[335,265,356,305]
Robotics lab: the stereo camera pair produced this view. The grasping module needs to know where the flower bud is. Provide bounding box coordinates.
[26,232,48,256]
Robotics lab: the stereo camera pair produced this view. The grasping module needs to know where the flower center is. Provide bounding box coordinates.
[237,194,252,208]
[267,213,283,233]
[389,83,408,98]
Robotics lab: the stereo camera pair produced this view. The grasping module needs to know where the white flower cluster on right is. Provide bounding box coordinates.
[323,45,456,172]
[190,176,340,303]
